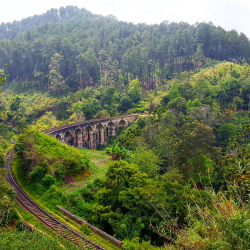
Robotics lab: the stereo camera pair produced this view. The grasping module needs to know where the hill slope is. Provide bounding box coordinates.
[0,6,250,87]
[0,6,99,40]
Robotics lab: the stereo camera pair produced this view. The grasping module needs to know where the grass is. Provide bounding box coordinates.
[12,148,119,250]
[1,206,78,250]
[15,205,121,250]
[60,148,111,194]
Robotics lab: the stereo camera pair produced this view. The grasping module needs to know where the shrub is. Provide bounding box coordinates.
[42,185,66,205]
[0,148,5,165]
[75,199,93,220]
[0,169,18,227]
[123,238,163,250]
[54,164,66,180]
[29,166,47,181]
[15,129,90,180]
[42,174,56,187]
[81,223,92,235]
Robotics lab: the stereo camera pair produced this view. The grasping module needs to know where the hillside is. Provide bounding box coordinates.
[0,6,250,88]
[2,5,250,250]
[0,6,98,40]
[0,62,249,249]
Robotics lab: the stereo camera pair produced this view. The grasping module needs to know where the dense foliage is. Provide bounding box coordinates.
[14,129,90,180]
[0,169,17,227]
[0,171,81,250]
[2,61,250,249]
[0,228,78,250]
[3,6,250,249]
[0,6,97,40]
[1,6,250,92]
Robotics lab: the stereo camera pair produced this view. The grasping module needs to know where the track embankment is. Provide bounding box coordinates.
[4,150,106,250]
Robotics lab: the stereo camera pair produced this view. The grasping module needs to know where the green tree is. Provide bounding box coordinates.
[73,98,101,120]
[0,65,8,84]
[105,161,149,190]
[233,96,244,111]
[187,98,202,109]
[167,97,187,114]
[49,53,68,95]
[42,174,56,187]
[93,109,110,119]
[92,161,150,234]
[76,48,97,89]
[174,122,218,179]
[10,96,21,112]
[134,145,160,177]
[127,79,142,103]
[34,111,61,130]
[194,44,206,67]
[98,50,109,87]
[29,166,47,181]
[65,74,78,92]
[99,86,118,112]
[168,84,181,100]
[118,95,133,112]
[109,215,144,240]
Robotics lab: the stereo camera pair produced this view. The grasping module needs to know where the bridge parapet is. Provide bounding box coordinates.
[43,115,138,149]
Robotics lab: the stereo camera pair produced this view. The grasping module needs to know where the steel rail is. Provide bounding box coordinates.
[4,150,105,250]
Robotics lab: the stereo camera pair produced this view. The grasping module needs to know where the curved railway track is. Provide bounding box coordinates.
[4,150,105,250]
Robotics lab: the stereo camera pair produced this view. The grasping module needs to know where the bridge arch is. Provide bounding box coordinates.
[64,131,74,146]
[107,121,116,136]
[118,119,127,127]
[56,134,62,142]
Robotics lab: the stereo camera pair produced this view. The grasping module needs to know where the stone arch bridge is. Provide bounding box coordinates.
[42,115,138,149]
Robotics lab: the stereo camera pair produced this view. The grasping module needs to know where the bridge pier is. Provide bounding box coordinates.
[100,129,105,145]
[75,129,83,147]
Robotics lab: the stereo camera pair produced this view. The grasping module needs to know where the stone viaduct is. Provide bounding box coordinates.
[42,115,139,149]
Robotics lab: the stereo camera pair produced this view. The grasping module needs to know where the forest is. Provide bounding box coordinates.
[1,6,250,91]
[1,6,250,250]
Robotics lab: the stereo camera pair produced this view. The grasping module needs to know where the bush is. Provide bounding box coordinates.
[42,174,56,187]
[75,200,93,220]
[80,223,92,235]
[0,148,6,165]
[42,185,66,205]
[123,238,163,250]
[29,166,47,181]
[54,164,66,180]
[15,129,90,179]
[0,169,18,227]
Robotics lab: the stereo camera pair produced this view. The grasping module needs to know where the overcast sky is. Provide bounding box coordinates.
[1,0,250,38]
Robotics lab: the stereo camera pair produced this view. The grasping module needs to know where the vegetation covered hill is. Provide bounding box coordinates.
[0,6,97,40]
[1,6,250,90]
[2,62,250,250]
[2,6,250,249]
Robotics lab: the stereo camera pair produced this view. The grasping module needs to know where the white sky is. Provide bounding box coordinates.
[1,0,250,38]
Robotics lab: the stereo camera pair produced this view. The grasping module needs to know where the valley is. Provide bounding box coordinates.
[1,5,250,250]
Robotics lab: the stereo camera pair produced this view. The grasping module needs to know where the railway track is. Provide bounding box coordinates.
[4,150,105,250]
